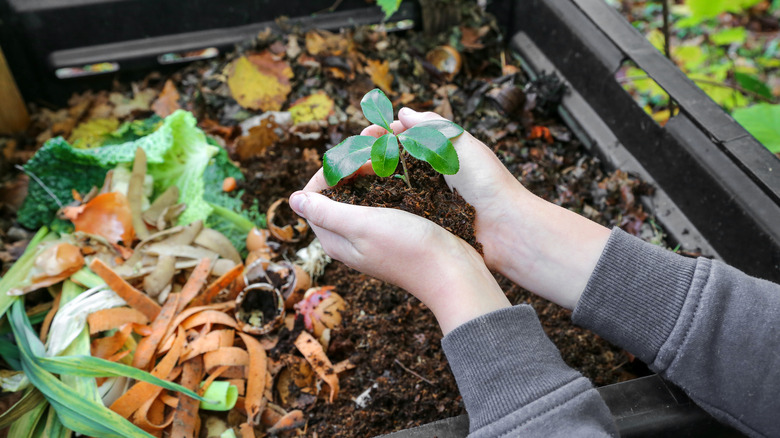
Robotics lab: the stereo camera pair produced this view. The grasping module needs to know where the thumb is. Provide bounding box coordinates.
[289,191,357,235]
[398,107,446,130]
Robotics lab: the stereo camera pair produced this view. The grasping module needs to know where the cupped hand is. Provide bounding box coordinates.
[302,109,610,311]
[395,108,535,278]
[396,109,610,310]
[288,190,510,335]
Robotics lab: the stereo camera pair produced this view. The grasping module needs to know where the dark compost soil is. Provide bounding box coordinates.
[322,157,481,253]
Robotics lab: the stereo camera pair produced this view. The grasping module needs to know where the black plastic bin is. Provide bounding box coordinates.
[1,0,774,436]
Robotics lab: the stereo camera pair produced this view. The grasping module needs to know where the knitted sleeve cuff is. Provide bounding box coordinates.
[572,228,698,364]
[442,305,584,431]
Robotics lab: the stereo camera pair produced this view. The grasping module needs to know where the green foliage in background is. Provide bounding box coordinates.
[612,0,780,154]
[377,0,402,19]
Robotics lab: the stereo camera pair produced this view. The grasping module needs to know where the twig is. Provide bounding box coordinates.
[660,0,677,115]
[394,359,433,385]
[314,0,343,15]
[661,0,671,61]
[619,75,778,104]
[15,164,63,208]
[607,360,629,373]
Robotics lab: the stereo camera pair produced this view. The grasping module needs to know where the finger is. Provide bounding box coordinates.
[289,191,364,237]
[360,125,390,138]
[390,120,405,135]
[302,160,377,193]
[398,107,446,129]
[307,222,359,264]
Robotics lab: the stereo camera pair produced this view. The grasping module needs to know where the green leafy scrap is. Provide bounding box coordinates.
[147,111,218,224]
[17,110,218,230]
[203,142,266,256]
[17,139,108,229]
[102,115,163,146]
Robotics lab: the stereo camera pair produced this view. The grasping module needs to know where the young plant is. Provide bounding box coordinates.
[323,89,464,188]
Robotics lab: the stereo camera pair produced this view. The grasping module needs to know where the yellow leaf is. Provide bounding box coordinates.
[366,59,394,95]
[69,118,120,149]
[289,91,335,125]
[226,52,293,111]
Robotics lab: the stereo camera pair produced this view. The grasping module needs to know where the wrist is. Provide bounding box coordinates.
[494,194,610,310]
[419,236,511,335]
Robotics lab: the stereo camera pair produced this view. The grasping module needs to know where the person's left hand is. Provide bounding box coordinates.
[288,190,510,335]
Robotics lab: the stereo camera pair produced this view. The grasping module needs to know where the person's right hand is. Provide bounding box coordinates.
[396,108,611,310]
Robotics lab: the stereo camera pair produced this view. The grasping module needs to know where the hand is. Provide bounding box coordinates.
[303,108,611,310]
[288,191,510,335]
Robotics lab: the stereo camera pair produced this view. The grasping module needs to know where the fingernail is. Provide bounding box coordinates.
[399,107,415,116]
[289,191,308,217]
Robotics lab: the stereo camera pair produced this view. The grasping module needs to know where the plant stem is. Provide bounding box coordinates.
[398,148,413,189]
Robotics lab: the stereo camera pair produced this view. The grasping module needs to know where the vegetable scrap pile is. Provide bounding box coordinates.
[0,3,673,437]
[0,111,353,437]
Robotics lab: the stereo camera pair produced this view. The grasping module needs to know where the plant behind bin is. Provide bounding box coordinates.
[323,89,464,187]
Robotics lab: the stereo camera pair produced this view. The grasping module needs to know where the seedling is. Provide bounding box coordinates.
[323,89,464,188]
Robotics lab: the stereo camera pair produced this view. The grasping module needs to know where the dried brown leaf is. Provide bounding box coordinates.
[151,80,181,118]
[365,59,394,95]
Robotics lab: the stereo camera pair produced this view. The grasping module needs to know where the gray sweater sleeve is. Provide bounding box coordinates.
[441,228,779,437]
[441,305,618,437]
[573,228,780,437]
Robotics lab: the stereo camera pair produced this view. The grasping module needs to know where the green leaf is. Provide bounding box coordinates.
[734,72,774,100]
[38,356,205,401]
[377,0,401,19]
[0,228,55,321]
[1,336,22,370]
[414,119,464,139]
[323,135,375,186]
[710,27,747,46]
[398,127,460,175]
[733,104,780,153]
[9,301,156,438]
[40,405,70,438]
[673,46,706,71]
[0,387,46,428]
[59,281,100,405]
[360,89,394,132]
[370,134,400,177]
[687,0,728,19]
[7,396,47,438]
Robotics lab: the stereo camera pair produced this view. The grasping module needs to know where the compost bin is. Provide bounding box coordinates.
[1,0,775,436]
